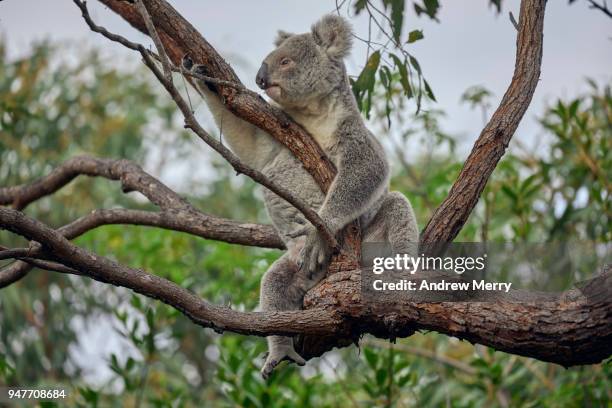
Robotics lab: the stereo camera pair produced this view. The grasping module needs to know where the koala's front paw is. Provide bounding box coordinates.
[290,225,329,279]
[261,348,306,380]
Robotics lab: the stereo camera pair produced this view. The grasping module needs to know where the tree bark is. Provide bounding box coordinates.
[420,0,546,244]
[302,268,612,367]
[1,207,610,367]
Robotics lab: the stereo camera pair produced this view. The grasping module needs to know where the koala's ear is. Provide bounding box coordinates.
[311,14,353,59]
[274,30,294,47]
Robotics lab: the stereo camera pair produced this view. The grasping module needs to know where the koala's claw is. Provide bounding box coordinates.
[296,226,329,280]
[181,55,194,70]
[261,349,306,380]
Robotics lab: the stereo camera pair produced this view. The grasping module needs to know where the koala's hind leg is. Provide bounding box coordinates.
[259,247,312,379]
[364,191,419,256]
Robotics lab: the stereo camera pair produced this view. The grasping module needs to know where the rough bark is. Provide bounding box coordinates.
[303,268,612,367]
[1,207,610,367]
[420,0,546,244]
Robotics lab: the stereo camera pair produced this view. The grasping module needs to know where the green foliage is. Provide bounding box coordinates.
[406,29,424,44]
[413,0,440,21]
[1,33,610,408]
[349,0,435,118]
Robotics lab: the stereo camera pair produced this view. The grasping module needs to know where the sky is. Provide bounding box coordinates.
[1,0,610,153]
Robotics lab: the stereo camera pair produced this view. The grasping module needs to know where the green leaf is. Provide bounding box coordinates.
[364,347,378,368]
[376,368,387,386]
[424,0,440,17]
[414,0,440,20]
[424,78,436,101]
[489,0,502,13]
[407,30,424,43]
[390,54,413,98]
[390,0,405,43]
[409,55,422,75]
[353,0,367,14]
[353,51,380,117]
[569,99,580,117]
[501,185,518,202]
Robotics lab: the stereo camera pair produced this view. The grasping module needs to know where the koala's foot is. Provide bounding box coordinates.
[261,340,306,380]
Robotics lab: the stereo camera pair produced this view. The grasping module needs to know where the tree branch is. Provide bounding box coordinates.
[302,269,611,367]
[0,155,283,288]
[0,206,283,289]
[1,207,609,367]
[421,0,547,244]
[0,155,191,211]
[0,207,343,336]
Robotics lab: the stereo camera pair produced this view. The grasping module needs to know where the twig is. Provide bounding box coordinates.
[0,245,80,275]
[587,0,612,18]
[73,0,141,51]
[134,0,172,81]
[509,11,519,30]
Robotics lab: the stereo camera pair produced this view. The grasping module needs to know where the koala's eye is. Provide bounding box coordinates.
[280,57,292,66]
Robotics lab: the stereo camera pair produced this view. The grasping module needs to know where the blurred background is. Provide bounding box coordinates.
[0,0,610,406]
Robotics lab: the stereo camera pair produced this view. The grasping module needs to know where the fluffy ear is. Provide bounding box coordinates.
[274,30,294,47]
[311,14,353,59]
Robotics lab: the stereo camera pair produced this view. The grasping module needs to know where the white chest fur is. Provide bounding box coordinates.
[288,101,345,151]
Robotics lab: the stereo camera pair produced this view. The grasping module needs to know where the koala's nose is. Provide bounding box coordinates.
[256,63,269,89]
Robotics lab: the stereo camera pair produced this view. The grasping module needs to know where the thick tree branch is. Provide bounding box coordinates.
[0,208,343,337]
[302,269,611,367]
[1,207,609,367]
[420,0,547,244]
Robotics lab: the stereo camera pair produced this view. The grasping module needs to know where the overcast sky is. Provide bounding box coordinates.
[1,0,610,154]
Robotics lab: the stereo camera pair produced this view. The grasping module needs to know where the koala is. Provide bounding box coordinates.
[183,14,419,379]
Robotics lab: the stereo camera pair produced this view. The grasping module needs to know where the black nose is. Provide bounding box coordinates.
[256,63,269,89]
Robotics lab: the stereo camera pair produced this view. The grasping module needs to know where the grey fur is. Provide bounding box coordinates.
[183,14,419,379]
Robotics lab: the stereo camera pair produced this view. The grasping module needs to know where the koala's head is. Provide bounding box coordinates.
[255,14,353,108]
